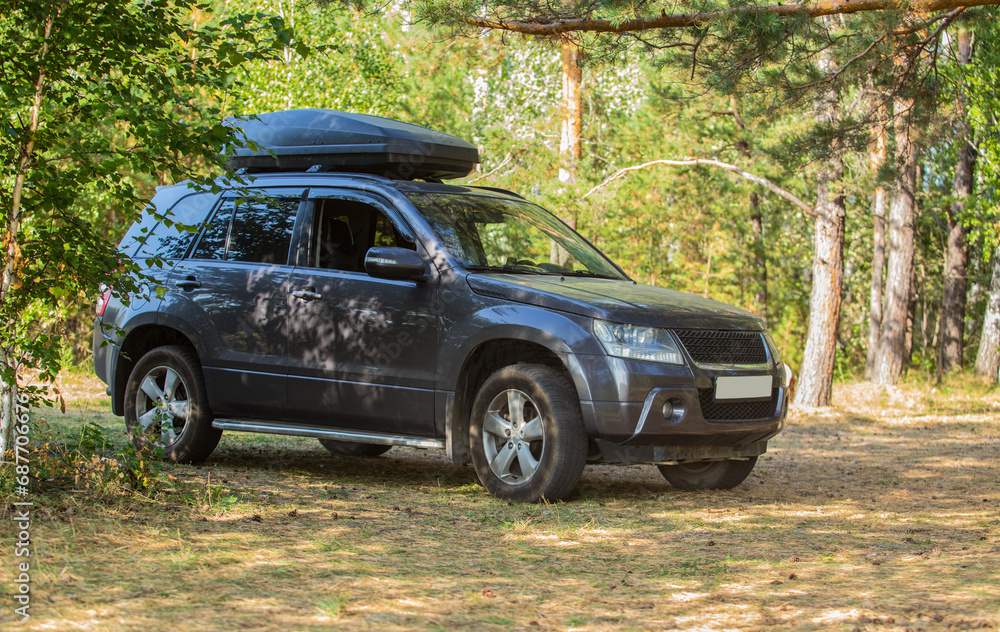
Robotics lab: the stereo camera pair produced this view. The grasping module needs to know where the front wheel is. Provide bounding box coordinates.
[123,345,220,463]
[469,364,587,502]
[657,457,758,490]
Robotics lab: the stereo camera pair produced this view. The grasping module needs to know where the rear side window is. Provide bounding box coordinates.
[192,193,300,264]
[228,196,299,264]
[192,201,233,260]
[122,192,218,259]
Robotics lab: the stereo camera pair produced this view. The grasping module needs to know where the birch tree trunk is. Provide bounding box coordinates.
[1,14,54,460]
[974,245,1000,383]
[0,354,17,461]
[873,99,918,386]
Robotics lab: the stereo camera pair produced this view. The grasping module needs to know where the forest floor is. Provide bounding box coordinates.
[1,373,998,632]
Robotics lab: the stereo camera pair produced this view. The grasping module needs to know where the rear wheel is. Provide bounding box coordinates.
[123,345,220,463]
[318,439,392,457]
[469,364,586,503]
[657,457,757,490]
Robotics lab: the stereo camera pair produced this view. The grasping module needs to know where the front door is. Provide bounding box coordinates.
[284,190,439,435]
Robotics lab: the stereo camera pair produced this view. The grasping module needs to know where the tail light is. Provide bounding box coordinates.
[96,284,112,317]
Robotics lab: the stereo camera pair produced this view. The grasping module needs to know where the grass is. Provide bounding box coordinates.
[1,373,998,631]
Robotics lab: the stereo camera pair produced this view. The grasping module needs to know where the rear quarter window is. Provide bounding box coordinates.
[120,192,219,260]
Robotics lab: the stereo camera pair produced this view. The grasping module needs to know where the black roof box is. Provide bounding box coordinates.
[226,109,479,180]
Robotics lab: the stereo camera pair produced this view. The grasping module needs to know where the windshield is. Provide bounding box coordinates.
[407,192,627,279]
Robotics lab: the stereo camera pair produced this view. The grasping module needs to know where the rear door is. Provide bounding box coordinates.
[284,189,439,435]
[162,188,305,419]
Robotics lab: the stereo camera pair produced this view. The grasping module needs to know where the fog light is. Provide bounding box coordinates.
[661,401,674,419]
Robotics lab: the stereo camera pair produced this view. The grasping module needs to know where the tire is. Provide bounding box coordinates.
[318,439,392,457]
[657,457,758,490]
[123,345,221,463]
[469,364,587,503]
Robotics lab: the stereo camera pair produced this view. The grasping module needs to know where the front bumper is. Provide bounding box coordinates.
[577,354,787,463]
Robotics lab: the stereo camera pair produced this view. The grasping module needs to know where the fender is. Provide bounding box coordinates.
[155,292,214,361]
[438,302,613,404]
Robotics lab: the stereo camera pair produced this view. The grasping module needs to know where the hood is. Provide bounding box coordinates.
[466,274,765,331]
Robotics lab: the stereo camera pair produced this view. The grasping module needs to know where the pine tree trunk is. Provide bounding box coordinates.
[559,39,582,185]
[552,39,583,266]
[794,49,844,407]
[730,98,768,322]
[750,199,768,321]
[873,102,918,386]
[938,29,976,378]
[905,264,917,367]
[865,118,888,379]
[793,175,845,406]
[974,244,1000,383]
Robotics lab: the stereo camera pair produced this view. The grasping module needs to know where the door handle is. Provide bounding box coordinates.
[175,277,201,290]
[292,290,322,301]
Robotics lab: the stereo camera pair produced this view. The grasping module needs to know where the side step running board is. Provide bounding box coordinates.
[211,419,445,450]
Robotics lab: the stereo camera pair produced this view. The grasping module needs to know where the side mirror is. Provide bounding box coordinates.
[364,246,426,281]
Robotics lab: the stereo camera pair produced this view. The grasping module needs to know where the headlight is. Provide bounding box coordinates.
[763,331,782,364]
[593,320,684,365]
[781,363,794,388]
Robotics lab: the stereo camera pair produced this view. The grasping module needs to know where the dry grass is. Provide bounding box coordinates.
[2,373,999,631]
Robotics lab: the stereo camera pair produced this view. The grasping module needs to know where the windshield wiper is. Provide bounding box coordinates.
[466,264,553,275]
[565,270,619,279]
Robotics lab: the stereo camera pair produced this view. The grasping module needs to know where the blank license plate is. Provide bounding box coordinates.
[715,375,773,400]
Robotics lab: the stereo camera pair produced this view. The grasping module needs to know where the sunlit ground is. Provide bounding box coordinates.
[1,373,998,631]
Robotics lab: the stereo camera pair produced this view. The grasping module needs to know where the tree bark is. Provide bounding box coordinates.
[552,39,583,266]
[732,98,769,322]
[0,364,15,462]
[865,118,888,379]
[465,0,1000,36]
[559,39,582,186]
[937,29,976,378]
[794,46,844,407]
[974,244,1000,383]
[749,199,768,321]
[873,99,918,386]
[793,179,845,406]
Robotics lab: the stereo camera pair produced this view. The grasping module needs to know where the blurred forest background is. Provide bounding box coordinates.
[4,0,999,411]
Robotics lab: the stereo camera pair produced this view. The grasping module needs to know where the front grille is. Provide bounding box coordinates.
[699,388,778,423]
[674,329,767,365]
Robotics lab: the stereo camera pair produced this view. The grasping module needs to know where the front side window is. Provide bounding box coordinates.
[309,197,414,272]
[406,192,626,279]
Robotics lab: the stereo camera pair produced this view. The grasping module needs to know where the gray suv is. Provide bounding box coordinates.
[94,110,789,502]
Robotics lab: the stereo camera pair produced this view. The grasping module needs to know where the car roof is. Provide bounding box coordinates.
[221,171,525,201]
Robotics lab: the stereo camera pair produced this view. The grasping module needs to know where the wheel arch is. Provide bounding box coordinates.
[446,336,586,464]
[112,325,199,416]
